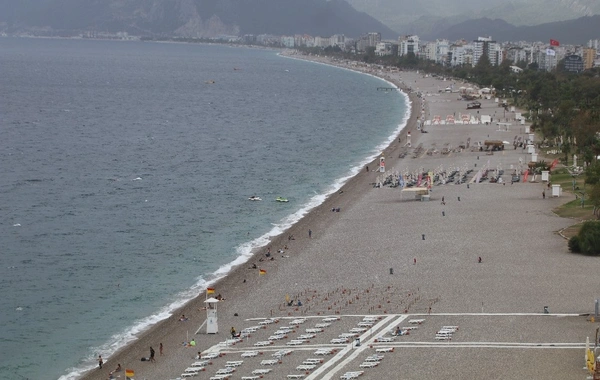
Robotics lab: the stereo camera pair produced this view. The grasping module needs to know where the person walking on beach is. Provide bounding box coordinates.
[150,346,156,362]
[308,229,312,238]
[542,190,546,199]
[98,355,103,369]
[159,342,163,356]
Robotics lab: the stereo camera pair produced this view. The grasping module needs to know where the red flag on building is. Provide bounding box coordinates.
[550,39,560,46]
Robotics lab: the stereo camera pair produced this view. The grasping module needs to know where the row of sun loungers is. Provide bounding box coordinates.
[435,325,459,340]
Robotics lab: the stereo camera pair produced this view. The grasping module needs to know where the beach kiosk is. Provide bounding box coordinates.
[541,170,550,182]
[205,297,219,334]
[552,184,562,197]
[379,155,385,173]
[401,187,430,201]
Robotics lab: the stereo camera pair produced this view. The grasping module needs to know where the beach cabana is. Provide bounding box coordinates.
[401,187,430,201]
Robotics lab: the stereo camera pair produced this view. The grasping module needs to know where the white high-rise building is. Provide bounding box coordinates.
[398,35,419,56]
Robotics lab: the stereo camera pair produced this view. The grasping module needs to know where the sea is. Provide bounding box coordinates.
[0,37,408,380]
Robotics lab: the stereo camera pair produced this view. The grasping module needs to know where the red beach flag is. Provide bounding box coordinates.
[550,39,560,46]
[125,369,135,378]
[259,269,266,275]
[206,287,215,294]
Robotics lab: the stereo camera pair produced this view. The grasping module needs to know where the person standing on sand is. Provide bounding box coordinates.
[150,346,156,362]
[98,355,103,369]
[308,229,312,238]
[542,190,545,199]
[159,342,163,356]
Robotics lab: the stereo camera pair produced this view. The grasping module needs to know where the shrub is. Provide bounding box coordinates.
[568,235,580,253]
[573,221,600,255]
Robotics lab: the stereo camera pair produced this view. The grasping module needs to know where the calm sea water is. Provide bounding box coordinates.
[0,38,408,380]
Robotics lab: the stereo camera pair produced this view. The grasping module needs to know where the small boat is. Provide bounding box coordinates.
[248,196,262,201]
[275,197,289,203]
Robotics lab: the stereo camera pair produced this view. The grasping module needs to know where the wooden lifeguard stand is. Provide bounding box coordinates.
[205,297,219,334]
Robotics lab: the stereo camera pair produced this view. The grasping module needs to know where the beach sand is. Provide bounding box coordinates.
[81,54,597,380]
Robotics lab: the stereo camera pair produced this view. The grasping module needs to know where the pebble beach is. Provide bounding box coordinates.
[80,52,598,380]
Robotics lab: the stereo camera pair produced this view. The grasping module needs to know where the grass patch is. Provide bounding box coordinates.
[553,198,595,219]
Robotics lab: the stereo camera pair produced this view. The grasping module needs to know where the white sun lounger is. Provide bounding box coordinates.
[276,328,293,334]
[442,325,459,330]
[322,317,340,322]
[181,374,196,378]
[242,326,261,333]
[408,319,425,324]
[261,359,279,366]
[305,328,323,333]
[314,323,331,328]
[340,371,364,379]
[210,376,230,380]
[359,362,379,368]
[349,328,367,333]
[296,364,316,370]
[330,338,348,344]
[298,334,315,340]
[184,367,202,374]
[241,351,259,358]
[435,335,452,340]
[225,361,243,367]
[191,360,210,367]
[362,316,379,321]
[202,352,221,360]
[272,349,292,357]
[303,358,322,364]
[375,337,394,343]
[269,334,287,340]
[254,341,272,346]
[375,347,394,353]
[365,354,384,362]
[290,318,307,325]
[259,318,278,325]
[314,349,333,355]
[357,322,374,327]
[252,368,272,375]
[287,339,305,346]
[339,333,358,338]
[241,377,260,380]
[287,375,305,379]
[216,367,235,374]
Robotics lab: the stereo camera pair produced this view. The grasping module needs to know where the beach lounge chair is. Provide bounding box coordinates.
[225,361,243,367]
[322,317,340,322]
[209,376,230,380]
[357,322,374,327]
[216,368,235,375]
[286,339,305,346]
[314,349,332,355]
[339,333,358,338]
[181,373,196,378]
[202,352,221,360]
[408,319,425,324]
[340,371,364,379]
[296,364,316,371]
[242,326,260,334]
[374,337,394,343]
[349,328,367,333]
[287,375,305,379]
[276,327,294,334]
[272,349,292,358]
[441,325,459,331]
[184,367,203,373]
[241,377,260,380]
[260,359,279,366]
[254,341,272,347]
[298,334,315,340]
[241,351,259,358]
[258,318,278,325]
[330,338,348,344]
[290,318,307,324]
[252,369,272,375]
[268,334,286,340]
[314,323,331,328]
[303,359,322,365]
[359,362,379,368]
[305,328,323,333]
[375,347,394,353]
[364,355,384,362]
[191,360,209,367]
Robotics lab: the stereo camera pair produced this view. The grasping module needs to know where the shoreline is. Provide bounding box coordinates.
[75,51,419,380]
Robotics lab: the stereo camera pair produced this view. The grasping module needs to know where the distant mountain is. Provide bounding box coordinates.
[433,15,600,44]
[0,0,397,39]
[347,0,600,35]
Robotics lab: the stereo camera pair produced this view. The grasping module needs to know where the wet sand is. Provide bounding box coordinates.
[81,53,598,380]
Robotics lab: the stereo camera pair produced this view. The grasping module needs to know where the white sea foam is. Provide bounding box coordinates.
[60,53,411,380]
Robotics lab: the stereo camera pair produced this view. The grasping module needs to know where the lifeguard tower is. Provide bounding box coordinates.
[205,297,219,334]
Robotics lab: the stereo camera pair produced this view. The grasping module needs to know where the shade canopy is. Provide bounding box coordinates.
[204,297,220,303]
